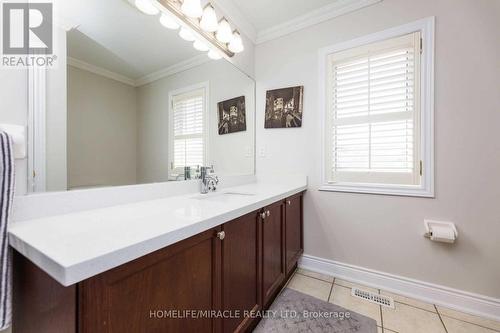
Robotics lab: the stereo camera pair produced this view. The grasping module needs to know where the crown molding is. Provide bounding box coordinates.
[68,57,136,86]
[68,54,212,87]
[135,54,210,86]
[203,0,382,45]
[127,0,382,50]
[256,0,383,44]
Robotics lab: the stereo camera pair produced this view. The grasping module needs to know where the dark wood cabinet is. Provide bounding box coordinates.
[285,193,303,276]
[79,227,222,333]
[13,192,304,333]
[13,253,77,333]
[261,201,286,308]
[221,211,261,333]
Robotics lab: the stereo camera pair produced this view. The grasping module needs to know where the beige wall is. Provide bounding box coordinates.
[68,59,254,188]
[255,0,500,297]
[67,66,137,189]
[136,60,255,184]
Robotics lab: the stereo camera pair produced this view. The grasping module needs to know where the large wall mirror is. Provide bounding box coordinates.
[27,0,255,193]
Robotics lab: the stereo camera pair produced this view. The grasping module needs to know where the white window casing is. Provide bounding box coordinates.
[319,17,434,197]
[168,82,209,179]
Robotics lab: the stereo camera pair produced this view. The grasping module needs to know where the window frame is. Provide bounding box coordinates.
[318,17,435,197]
[328,32,421,186]
[168,81,210,180]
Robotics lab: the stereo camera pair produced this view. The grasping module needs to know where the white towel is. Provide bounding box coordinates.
[0,131,15,330]
[0,124,26,159]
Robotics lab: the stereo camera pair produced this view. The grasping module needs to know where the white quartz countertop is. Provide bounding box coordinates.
[8,178,307,286]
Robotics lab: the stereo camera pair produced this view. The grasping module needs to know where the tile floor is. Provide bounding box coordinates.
[282,268,500,333]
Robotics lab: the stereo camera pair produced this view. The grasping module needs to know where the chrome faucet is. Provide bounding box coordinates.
[200,166,219,194]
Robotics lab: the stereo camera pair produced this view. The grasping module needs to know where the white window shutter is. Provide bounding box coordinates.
[172,89,205,170]
[328,32,421,185]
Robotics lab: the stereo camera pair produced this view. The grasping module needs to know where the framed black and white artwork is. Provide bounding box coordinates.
[217,96,247,135]
[265,86,304,128]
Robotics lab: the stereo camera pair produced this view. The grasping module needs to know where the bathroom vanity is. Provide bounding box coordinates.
[5,1,304,331]
[10,180,305,333]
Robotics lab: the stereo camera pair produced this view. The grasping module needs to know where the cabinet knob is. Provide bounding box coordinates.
[287,200,291,205]
[216,231,225,240]
[260,212,266,220]
[266,210,270,217]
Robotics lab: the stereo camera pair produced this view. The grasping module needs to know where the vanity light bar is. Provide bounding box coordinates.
[155,0,236,58]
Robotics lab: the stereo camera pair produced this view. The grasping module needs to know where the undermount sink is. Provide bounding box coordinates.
[191,191,256,200]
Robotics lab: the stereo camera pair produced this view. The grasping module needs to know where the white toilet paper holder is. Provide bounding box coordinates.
[424,220,458,240]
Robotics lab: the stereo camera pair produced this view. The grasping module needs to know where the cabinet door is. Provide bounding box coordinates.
[285,193,303,276]
[79,228,222,333]
[13,251,77,333]
[221,211,261,333]
[261,201,285,308]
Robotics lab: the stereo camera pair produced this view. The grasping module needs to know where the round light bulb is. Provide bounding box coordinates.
[181,0,203,18]
[216,18,233,44]
[193,40,209,52]
[199,5,218,32]
[228,31,244,53]
[159,13,179,30]
[134,0,159,15]
[207,50,222,60]
[179,27,195,41]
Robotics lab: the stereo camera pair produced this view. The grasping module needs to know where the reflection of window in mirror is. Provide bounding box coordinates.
[168,83,209,181]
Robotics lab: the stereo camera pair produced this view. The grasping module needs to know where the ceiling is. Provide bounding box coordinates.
[61,0,355,80]
[61,0,200,80]
[229,0,337,32]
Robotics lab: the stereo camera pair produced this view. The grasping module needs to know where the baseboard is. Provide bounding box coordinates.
[299,254,500,322]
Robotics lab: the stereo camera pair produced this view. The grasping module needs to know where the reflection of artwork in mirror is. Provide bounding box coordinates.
[20,0,256,193]
[265,86,304,128]
[217,96,246,135]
